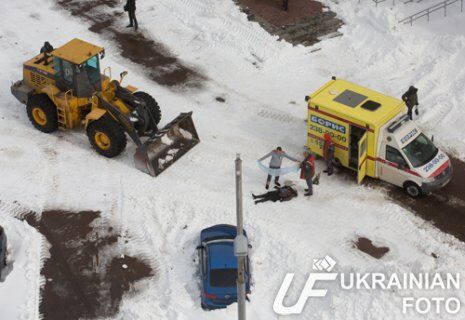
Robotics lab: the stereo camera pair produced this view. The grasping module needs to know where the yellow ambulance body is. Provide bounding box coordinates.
[306,78,452,196]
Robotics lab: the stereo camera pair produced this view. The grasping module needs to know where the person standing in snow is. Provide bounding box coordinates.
[283,0,289,11]
[252,182,297,205]
[259,147,298,189]
[402,86,419,120]
[323,133,335,176]
[124,0,138,31]
[300,150,316,196]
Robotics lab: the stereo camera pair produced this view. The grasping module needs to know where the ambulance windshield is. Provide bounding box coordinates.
[402,133,438,168]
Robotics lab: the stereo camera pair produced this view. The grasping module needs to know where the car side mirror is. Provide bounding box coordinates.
[196,245,204,250]
[431,135,435,142]
[248,244,252,249]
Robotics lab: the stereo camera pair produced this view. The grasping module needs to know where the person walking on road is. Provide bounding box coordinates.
[300,150,316,196]
[124,0,138,31]
[323,133,335,176]
[252,182,298,205]
[402,86,419,120]
[283,0,289,11]
[258,147,298,189]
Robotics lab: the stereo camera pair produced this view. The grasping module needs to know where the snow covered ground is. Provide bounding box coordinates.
[0,0,464,319]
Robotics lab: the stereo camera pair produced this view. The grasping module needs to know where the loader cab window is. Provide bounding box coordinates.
[53,58,74,92]
[75,55,102,98]
[386,145,409,168]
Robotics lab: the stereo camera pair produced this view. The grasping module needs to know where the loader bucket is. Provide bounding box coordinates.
[134,112,200,176]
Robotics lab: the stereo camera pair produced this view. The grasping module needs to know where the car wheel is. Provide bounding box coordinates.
[404,182,422,198]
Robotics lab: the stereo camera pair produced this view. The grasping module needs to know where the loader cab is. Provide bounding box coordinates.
[51,38,104,98]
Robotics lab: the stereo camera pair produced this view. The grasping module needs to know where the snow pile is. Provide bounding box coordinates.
[0,204,44,320]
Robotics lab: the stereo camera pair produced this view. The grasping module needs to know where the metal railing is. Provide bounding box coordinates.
[359,0,414,7]
[400,0,464,25]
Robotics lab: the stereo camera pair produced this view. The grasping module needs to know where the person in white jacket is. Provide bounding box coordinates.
[258,147,298,189]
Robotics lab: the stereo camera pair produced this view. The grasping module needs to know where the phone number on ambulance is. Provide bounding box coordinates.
[310,125,347,143]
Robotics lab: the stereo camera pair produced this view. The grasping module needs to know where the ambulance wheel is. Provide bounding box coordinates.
[87,116,127,158]
[404,182,422,198]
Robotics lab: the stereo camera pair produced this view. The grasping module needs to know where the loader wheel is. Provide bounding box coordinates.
[134,91,161,125]
[87,117,127,158]
[26,94,58,133]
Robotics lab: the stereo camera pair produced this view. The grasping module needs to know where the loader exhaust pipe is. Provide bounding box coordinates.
[134,112,200,177]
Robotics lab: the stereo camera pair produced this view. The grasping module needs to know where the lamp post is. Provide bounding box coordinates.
[234,154,248,320]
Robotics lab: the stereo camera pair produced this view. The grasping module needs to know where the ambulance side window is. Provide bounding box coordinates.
[386,146,409,168]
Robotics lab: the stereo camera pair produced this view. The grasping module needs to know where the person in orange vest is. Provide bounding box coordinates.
[300,150,315,196]
[323,133,335,176]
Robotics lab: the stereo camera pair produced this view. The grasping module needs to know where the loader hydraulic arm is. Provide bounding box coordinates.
[95,93,142,146]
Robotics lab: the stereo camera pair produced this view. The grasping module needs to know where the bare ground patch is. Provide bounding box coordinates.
[56,0,205,89]
[235,0,343,46]
[18,210,154,320]
[354,237,390,259]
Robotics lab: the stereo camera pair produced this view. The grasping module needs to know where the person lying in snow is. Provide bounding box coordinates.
[252,182,298,205]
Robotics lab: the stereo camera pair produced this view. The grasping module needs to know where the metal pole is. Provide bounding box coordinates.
[235,154,246,320]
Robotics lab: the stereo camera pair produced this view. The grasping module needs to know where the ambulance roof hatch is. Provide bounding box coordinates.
[333,90,368,108]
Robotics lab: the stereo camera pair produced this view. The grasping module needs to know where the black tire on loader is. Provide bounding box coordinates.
[26,94,59,133]
[87,116,127,158]
[134,91,161,126]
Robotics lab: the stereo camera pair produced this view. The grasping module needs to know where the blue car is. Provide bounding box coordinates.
[197,224,251,310]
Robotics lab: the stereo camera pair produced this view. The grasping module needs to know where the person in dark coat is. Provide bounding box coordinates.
[300,151,316,196]
[283,0,289,11]
[252,183,297,205]
[323,133,335,176]
[402,86,419,120]
[124,0,138,31]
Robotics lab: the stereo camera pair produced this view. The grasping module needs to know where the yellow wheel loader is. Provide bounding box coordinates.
[11,39,199,176]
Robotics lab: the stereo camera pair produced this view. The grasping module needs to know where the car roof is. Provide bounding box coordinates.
[200,224,247,243]
[208,242,238,270]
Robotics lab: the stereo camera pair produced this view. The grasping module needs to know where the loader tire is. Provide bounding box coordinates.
[134,91,161,125]
[87,116,127,158]
[26,94,58,133]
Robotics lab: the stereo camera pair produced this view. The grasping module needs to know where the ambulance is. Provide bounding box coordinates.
[306,78,453,197]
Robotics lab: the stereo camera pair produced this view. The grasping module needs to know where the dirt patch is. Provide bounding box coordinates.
[388,157,465,242]
[236,0,343,46]
[56,0,205,88]
[355,237,390,259]
[21,210,153,320]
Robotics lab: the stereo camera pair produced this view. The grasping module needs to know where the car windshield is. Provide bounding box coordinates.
[402,133,438,168]
[210,268,238,287]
